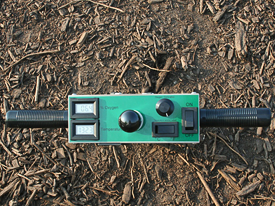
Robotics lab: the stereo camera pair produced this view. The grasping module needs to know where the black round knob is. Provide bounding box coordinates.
[119,110,143,133]
[156,99,174,117]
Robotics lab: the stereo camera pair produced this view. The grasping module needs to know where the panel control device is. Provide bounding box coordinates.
[68,93,199,143]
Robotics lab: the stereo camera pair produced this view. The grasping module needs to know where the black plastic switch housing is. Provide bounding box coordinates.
[182,107,198,134]
[152,122,178,137]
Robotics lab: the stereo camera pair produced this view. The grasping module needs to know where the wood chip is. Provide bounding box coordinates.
[224,166,237,174]
[235,21,247,59]
[65,142,76,150]
[247,173,256,182]
[122,182,132,203]
[90,186,118,196]
[229,80,243,90]
[34,76,40,103]
[148,0,163,3]
[213,6,228,22]
[206,1,216,14]
[61,18,70,32]
[237,16,250,25]
[230,163,247,172]
[155,57,173,92]
[8,49,16,62]
[264,138,272,152]
[77,152,86,161]
[236,180,261,196]
[56,148,66,159]
[256,127,263,136]
[59,8,68,16]
[201,0,207,13]
[252,80,260,90]
[12,89,22,99]
[187,3,194,11]
[60,186,70,199]
[69,39,77,45]
[213,154,227,161]
[155,164,162,179]
[257,173,264,181]
[77,32,89,47]
[112,146,120,168]
[255,139,263,154]
[235,130,240,143]
[181,56,188,71]
[253,159,259,169]
[238,175,246,187]
[0,179,20,197]
[218,170,241,191]
[227,47,234,60]
[208,84,216,93]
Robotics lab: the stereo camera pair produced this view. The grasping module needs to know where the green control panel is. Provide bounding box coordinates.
[68,93,199,143]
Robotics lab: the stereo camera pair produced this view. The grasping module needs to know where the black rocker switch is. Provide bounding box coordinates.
[182,108,198,134]
[157,125,175,134]
[152,122,178,137]
[185,110,194,129]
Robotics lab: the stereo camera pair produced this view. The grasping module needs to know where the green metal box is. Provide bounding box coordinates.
[68,93,199,144]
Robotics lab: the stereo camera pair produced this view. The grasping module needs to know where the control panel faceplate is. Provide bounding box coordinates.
[68,93,199,143]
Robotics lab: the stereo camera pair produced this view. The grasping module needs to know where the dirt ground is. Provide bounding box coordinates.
[1,0,275,205]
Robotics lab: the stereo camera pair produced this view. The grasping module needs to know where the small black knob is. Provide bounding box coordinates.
[156,99,174,117]
[119,110,143,133]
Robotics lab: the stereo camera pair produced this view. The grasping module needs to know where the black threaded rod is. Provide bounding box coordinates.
[5,110,68,128]
[200,108,271,127]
